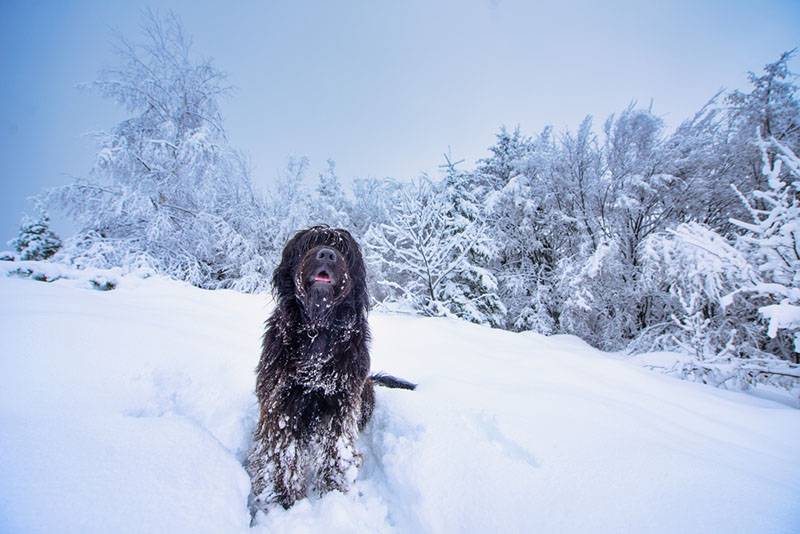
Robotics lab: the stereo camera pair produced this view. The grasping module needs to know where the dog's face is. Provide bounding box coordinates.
[273,226,368,326]
[296,244,351,319]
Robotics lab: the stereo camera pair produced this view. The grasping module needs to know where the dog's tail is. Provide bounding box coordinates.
[371,373,416,390]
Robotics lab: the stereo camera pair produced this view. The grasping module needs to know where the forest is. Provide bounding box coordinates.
[9,13,799,397]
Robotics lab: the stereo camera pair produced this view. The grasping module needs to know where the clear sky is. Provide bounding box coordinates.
[1,0,798,241]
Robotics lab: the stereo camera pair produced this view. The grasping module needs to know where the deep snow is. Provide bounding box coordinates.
[1,266,799,533]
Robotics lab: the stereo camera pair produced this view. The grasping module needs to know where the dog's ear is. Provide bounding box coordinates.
[339,229,369,314]
[272,228,308,306]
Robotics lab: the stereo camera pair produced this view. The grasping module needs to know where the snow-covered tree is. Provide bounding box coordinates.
[349,177,400,240]
[48,10,269,290]
[260,157,313,266]
[557,238,640,350]
[474,126,535,199]
[9,206,62,261]
[309,159,352,229]
[729,137,800,362]
[553,116,603,250]
[344,177,402,302]
[364,177,501,322]
[469,126,567,332]
[660,97,743,231]
[629,136,800,396]
[439,154,506,326]
[601,106,676,256]
[636,223,758,361]
[727,50,800,191]
[581,107,679,343]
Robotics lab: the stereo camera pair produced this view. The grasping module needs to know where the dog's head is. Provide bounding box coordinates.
[273,226,368,326]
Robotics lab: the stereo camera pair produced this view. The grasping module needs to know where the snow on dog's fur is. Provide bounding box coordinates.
[247,226,414,514]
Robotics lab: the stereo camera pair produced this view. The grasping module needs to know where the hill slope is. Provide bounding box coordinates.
[1,267,798,533]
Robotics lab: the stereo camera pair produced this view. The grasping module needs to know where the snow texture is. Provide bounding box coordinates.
[1,267,799,533]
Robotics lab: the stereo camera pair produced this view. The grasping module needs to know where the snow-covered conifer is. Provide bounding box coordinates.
[9,207,62,261]
[310,159,352,229]
[474,126,534,197]
[439,154,506,326]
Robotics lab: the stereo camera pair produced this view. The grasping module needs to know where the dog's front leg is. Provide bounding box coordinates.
[313,407,361,496]
[247,439,271,515]
[268,434,310,509]
[249,411,309,511]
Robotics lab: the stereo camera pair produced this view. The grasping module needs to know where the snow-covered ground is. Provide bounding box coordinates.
[1,265,799,533]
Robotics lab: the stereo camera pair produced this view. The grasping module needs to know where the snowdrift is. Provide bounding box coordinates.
[1,267,799,533]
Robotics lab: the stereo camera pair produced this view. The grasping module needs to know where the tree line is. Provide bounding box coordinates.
[10,12,797,397]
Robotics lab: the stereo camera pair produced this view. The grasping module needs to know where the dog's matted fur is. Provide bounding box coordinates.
[247,226,414,513]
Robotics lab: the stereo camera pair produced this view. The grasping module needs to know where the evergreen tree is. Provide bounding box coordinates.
[439,154,506,326]
[9,208,62,261]
[310,159,352,229]
[474,126,534,197]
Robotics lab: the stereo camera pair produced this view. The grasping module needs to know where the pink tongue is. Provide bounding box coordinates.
[315,273,331,282]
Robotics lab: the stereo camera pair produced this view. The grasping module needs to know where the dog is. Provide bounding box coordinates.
[247,226,415,514]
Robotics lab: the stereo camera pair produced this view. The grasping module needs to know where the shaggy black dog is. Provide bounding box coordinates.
[248,226,414,513]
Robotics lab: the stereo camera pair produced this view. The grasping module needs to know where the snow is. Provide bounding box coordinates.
[1,267,799,533]
[761,303,800,338]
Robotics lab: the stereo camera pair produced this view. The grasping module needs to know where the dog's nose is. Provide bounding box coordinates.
[316,247,337,263]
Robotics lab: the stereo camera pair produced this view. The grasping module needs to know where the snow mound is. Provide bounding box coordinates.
[1,266,799,533]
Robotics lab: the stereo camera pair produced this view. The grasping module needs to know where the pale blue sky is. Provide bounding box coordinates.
[1,0,798,240]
